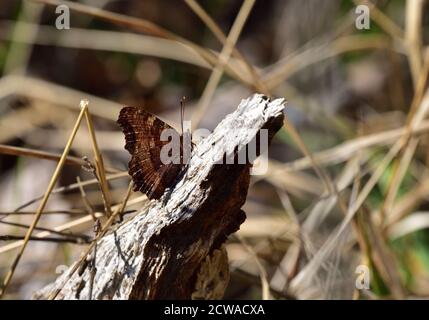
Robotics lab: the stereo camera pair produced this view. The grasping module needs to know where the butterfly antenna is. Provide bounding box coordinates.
[180,96,186,137]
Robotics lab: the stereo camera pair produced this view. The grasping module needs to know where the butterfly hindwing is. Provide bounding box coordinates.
[117,106,184,200]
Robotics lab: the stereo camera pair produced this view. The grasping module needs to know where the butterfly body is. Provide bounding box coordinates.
[118,107,187,200]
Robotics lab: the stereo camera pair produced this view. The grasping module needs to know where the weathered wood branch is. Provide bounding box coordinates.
[34,94,286,300]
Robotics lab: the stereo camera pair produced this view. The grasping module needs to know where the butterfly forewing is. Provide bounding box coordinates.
[117,106,184,200]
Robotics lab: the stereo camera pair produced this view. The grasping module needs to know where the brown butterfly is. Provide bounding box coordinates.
[117,100,190,200]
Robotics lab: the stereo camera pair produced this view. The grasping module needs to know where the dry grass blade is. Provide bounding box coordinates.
[2,1,42,75]
[0,235,87,244]
[0,21,261,86]
[76,176,96,222]
[0,195,146,255]
[0,21,210,68]
[0,75,120,121]
[235,234,271,300]
[349,144,400,299]
[282,119,334,194]
[0,101,88,298]
[0,220,90,241]
[263,35,402,90]
[0,102,62,143]
[381,138,419,223]
[0,143,119,173]
[354,0,404,39]
[388,211,429,240]
[12,172,127,214]
[381,60,429,224]
[30,0,251,87]
[48,181,134,300]
[184,0,229,47]
[184,0,267,93]
[30,0,177,38]
[263,161,325,197]
[84,102,112,216]
[385,173,429,227]
[357,207,405,299]
[192,0,256,128]
[273,119,429,173]
[290,139,405,297]
[405,0,424,87]
[301,155,361,234]
[0,209,86,216]
[407,53,429,123]
[270,189,301,292]
[0,144,85,167]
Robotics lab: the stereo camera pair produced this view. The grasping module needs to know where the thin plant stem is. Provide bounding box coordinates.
[48,181,134,300]
[84,102,112,216]
[0,101,88,298]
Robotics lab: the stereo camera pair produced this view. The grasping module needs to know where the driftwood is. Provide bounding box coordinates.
[34,94,286,300]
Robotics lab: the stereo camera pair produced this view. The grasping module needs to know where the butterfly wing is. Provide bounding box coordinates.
[117,106,184,200]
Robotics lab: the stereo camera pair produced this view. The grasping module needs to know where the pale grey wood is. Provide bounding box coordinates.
[34,94,286,300]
